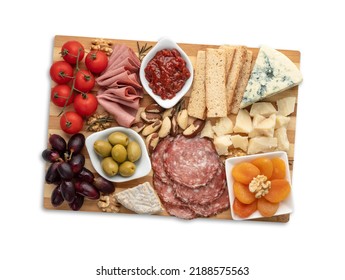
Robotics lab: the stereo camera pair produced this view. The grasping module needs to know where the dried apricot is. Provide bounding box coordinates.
[251,157,273,179]
[232,162,260,185]
[233,181,256,204]
[265,179,291,203]
[232,198,257,218]
[257,197,279,217]
[270,157,286,180]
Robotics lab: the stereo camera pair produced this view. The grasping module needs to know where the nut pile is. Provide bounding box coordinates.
[90,38,113,56]
[87,112,114,132]
[131,101,205,153]
[249,175,271,198]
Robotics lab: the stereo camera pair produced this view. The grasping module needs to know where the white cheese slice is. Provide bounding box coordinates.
[240,45,303,108]
[247,136,278,154]
[274,126,290,152]
[230,134,249,152]
[233,109,252,134]
[277,96,296,116]
[212,117,233,136]
[249,114,276,138]
[275,115,290,129]
[115,182,163,214]
[214,135,233,155]
[249,102,277,117]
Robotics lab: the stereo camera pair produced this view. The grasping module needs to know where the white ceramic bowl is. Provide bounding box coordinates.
[225,151,294,221]
[85,127,151,183]
[139,37,194,109]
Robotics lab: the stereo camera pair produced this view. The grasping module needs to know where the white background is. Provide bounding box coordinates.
[1,0,344,279]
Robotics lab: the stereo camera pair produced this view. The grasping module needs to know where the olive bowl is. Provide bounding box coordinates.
[85,127,151,183]
[139,37,194,109]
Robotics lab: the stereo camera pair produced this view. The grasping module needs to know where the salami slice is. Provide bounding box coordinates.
[164,136,219,188]
[152,175,185,206]
[174,166,226,205]
[151,137,173,183]
[190,188,230,217]
[164,204,197,220]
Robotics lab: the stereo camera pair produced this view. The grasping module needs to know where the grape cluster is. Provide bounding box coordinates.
[42,133,115,211]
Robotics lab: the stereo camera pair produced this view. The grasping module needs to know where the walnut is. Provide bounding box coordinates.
[86,112,114,132]
[226,148,247,158]
[97,193,121,213]
[249,175,271,198]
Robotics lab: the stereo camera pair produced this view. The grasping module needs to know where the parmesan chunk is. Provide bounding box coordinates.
[214,135,233,155]
[274,126,290,152]
[249,102,277,117]
[275,115,291,129]
[233,109,252,134]
[247,137,278,154]
[230,135,249,152]
[212,117,233,136]
[249,114,276,138]
[200,120,214,139]
[277,97,296,116]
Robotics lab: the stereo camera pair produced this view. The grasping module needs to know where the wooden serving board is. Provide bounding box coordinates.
[44,35,301,223]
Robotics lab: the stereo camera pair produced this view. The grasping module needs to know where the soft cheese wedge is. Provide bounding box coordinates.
[115,182,163,214]
[240,45,302,108]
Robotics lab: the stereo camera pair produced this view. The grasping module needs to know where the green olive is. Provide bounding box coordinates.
[101,157,119,177]
[127,141,142,162]
[108,132,129,146]
[119,161,136,177]
[93,140,112,158]
[111,144,127,163]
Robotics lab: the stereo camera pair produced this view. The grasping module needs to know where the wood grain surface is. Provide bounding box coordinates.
[44,35,301,223]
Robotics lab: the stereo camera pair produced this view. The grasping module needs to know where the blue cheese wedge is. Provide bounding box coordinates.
[115,182,163,214]
[240,45,302,108]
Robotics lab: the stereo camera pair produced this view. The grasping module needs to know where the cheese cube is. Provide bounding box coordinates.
[230,135,249,152]
[274,126,289,152]
[233,109,252,134]
[200,120,214,139]
[212,117,233,136]
[277,97,296,116]
[249,102,277,117]
[247,137,277,154]
[275,115,291,129]
[214,135,233,155]
[249,114,276,138]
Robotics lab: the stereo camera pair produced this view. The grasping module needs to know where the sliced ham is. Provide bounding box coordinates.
[96,44,143,128]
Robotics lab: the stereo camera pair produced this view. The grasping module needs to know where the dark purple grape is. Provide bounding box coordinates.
[60,180,76,203]
[42,149,61,162]
[45,162,62,184]
[75,181,100,200]
[51,185,64,207]
[69,154,85,174]
[57,162,74,180]
[68,194,84,211]
[68,133,85,154]
[49,134,67,154]
[76,167,94,183]
[93,177,115,194]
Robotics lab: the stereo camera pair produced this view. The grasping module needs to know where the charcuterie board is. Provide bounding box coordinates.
[44,35,301,222]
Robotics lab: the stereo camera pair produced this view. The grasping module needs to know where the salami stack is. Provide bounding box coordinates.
[151,135,230,219]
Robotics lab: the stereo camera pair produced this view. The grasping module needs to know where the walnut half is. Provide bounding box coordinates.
[97,193,121,213]
[249,175,271,198]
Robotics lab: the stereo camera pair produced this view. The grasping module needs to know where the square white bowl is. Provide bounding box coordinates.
[139,37,194,109]
[85,127,151,183]
[225,151,294,221]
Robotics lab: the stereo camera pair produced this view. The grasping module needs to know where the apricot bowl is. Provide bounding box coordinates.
[225,151,294,221]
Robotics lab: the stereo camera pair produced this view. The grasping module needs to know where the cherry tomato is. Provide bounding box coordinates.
[51,85,74,107]
[73,93,98,117]
[49,61,73,84]
[60,112,83,134]
[74,69,95,93]
[60,40,85,65]
[85,51,108,74]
